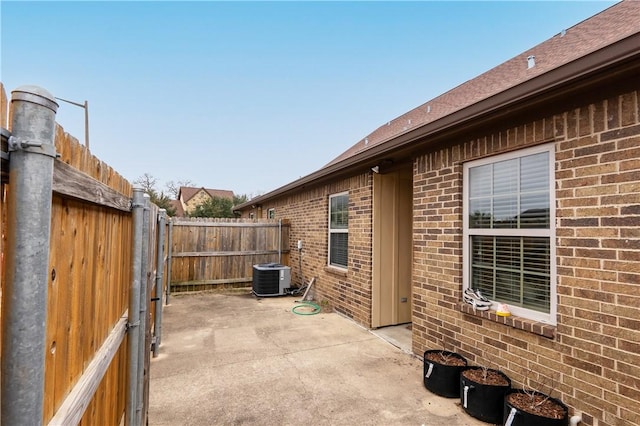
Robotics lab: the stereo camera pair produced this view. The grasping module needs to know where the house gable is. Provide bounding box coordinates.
[177,186,235,215]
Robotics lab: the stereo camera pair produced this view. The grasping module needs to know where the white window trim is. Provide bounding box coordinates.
[328,191,349,270]
[267,208,275,219]
[462,143,556,325]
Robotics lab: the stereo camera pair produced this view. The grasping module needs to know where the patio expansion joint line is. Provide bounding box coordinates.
[276,336,379,358]
[153,336,381,376]
[228,337,381,369]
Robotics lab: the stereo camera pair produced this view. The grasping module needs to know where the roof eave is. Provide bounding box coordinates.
[235,32,640,211]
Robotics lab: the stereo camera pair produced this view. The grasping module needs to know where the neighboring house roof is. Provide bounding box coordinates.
[178,186,234,203]
[170,200,185,217]
[236,0,640,211]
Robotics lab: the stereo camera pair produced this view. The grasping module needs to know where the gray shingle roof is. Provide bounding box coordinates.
[326,0,640,167]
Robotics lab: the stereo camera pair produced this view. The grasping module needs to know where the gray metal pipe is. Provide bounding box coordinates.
[166,219,173,304]
[126,188,145,426]
[1,85,58,425]
[278,218,282,264]
[153,209,166,357]
[136,195,151,425]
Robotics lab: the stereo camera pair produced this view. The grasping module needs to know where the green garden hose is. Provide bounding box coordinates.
[292,301,321,315]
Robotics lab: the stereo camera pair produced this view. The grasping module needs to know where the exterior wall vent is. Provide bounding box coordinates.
[527,55,536,69]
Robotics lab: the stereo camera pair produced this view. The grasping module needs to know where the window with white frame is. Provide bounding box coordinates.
[268,208,275,219]
[328,192,348,269]
[463,143,556,324]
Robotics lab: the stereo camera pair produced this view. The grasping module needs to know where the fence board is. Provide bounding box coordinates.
[169,218,290,291]
[0,112,8,369]
[48,314,127,426]
[1,128,9,182]
[43,128,135,424]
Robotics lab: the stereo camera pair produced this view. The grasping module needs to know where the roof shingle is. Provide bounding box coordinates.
[326,1,640,167]
[178,186,234,203]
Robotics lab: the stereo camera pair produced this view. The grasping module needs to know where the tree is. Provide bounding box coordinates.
[247,191,264,200]
[165,179,196,199]
[152,192,177,217]
[189,196,235,218]
[233,194,248,205]
[133,173,157,194]
[133,173,176,216]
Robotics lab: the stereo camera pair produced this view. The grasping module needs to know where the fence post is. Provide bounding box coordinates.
[136,194,151,425]
[166,218,173,304]
[1,86,58,425]
[126,188,145,426]
[153,209,166,357]
[278,218,282,264]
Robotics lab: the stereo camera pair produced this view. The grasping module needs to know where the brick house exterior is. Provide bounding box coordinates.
[235,3,639,425]
[410,96,640,425]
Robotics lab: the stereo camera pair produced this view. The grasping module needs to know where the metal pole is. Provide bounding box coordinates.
[84,100,89,149]
[126,188,145,426]
[1,85,58,426]
[153,210,166,357]
[166,219,173,304]
[136,195,151,426]
[54,96,89,149]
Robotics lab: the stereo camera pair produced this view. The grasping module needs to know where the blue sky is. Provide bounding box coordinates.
[1,1,616,197]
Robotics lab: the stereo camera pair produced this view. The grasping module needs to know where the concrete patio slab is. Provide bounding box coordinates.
[149,292,485,425]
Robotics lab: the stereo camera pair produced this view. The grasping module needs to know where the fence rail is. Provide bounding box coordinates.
[53,159,132,211]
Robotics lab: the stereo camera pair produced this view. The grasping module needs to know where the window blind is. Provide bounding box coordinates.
[467,150,551,313]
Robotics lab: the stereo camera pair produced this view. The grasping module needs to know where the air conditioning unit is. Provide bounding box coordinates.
[252,263,291,297]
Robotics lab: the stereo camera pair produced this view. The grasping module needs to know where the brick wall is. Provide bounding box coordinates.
[183,189,211,214]
[413,89,640,426]
[257,172,374,326]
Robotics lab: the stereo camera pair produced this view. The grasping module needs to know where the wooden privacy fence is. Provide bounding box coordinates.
[169,218,290,292]
[0,83,167,426]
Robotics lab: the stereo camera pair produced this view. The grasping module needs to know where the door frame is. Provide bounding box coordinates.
[371,165,413,328]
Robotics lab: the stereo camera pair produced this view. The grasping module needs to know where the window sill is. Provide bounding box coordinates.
[324,266,347,277]
[458,303,556,339]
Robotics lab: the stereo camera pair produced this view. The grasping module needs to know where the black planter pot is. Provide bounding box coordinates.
[423,350,467,398]
[460,367,511,424]
[503,389,568,426]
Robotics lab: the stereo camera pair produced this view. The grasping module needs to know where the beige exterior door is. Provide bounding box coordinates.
[372,166,413,328]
